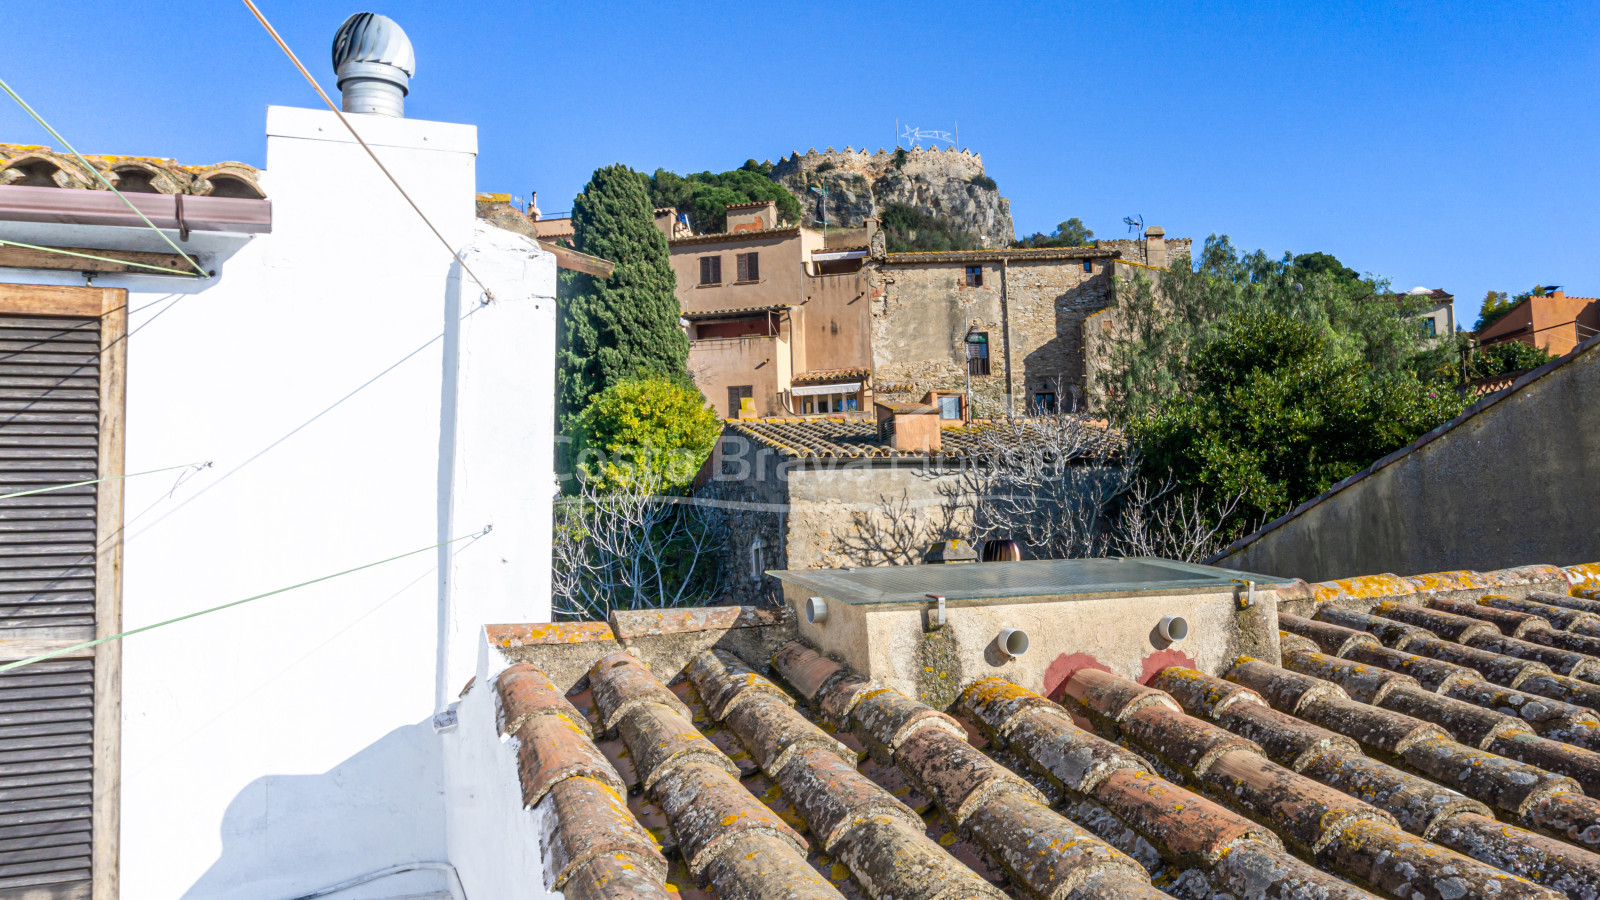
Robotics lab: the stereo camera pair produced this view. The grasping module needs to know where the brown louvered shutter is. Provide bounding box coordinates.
[0,289,124,899]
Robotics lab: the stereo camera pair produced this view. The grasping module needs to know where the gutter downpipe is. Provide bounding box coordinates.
[1000,258,1014,417]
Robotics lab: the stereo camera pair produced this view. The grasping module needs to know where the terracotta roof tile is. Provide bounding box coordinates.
[669,225,800,246]
[727,416,1119,460]
[493,557,1600,898]
[790,366,870,385]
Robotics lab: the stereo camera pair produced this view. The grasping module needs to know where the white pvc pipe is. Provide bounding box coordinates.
[1158,615,1190,643]
[806,596,828,624]
[998,627,1030,657]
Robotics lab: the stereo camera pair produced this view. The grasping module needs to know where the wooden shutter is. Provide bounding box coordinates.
[700,256,722,285]
[0,285,125,900]
[737,253,758,283]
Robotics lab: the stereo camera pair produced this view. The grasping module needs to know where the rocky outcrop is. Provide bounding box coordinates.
[769,146,1014,248]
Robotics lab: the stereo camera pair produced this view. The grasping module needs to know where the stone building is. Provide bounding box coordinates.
[662,192,1188,420]
[868,227,1188,417]
[696,408,1123,606]
[665,200,873,417]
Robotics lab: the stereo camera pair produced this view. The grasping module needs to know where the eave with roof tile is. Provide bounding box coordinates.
[724,416,1121,461]
[669,226,802,247]
[884,246,1120,265]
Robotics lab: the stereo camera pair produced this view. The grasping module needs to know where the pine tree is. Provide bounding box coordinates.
[557,165,690,429]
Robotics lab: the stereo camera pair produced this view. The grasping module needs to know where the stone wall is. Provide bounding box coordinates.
[702,434,978,599]
[1100,236,1193,266]
[1214,336,1600,582]
[867,255,1113,415]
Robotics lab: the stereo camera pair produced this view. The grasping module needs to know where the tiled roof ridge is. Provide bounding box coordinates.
[1154,663,1600,895]
[1212,332,1600,564]
[668,225,801,246]
[1230,646,1600,860]
[0,143,264,198]
[586,651,840,898]
[883,246,1118,264]
[1287,611,1600,749]
[493,661,673,899]
[1059,667,1565,897]
[724,199,777,210]
[766,642,1169,899]
[1278,561,1600,608]
[686,649,1019,899]
[724,415,1120,460]
[773,641,1343,898]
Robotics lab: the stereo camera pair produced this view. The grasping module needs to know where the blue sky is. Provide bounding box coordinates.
[4,1,1595,325]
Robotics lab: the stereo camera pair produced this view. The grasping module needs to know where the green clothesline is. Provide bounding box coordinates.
[0,74,208,277]
[0,462,212,502]
[0,527,490,674]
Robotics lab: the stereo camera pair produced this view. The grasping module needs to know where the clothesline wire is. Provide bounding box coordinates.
[0,527,490,674]
[0,75,208,277]
[0,461,212,502]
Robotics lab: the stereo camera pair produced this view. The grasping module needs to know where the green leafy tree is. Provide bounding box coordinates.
[1475,290,1517,332]
[1013,217,1095,249]
[642,166,800,234]
[1288,251,1360,283]
[557,165,690,433]
[1135,310,1466,530]
[1099,236,1432,418]
[1467,337,1555,379]
[573,377,722,494]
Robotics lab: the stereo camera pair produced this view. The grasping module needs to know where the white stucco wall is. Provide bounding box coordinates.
[440,634,560,900]
[0,106,555,898]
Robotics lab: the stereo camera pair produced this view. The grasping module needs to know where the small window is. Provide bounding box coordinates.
[1420,318,1437,338]
[750,537,765,582]
[967,333,991,376]
[699,255,722,285]
[1083,260,1094,273]
[965,265,983,287]
[937,395,963,419]
[736,252,760,283]
[1034,391,1058,414]
[728,384,752,417]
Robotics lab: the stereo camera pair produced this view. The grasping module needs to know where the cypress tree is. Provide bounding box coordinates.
[557,165,690,429]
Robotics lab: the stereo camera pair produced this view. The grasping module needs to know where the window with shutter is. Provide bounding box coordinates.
[966,333,991,376]
[736,253,759,283]
[0,284,126,899]
[699,256,722,285]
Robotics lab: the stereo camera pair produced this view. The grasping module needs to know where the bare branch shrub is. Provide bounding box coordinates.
[552,469,729,621]
[956,414,1133,559]
[954,414,1244,562]
[1114,477,1245,563]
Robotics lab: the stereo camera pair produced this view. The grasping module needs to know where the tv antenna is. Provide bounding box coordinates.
[1122,214,1144,235]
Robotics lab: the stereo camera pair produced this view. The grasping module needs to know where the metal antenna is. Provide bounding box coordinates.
[1123,214,1144,235]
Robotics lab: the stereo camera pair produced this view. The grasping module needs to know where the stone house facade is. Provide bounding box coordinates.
[665,202,1189,421]
[665,201,873,417]
[867,228,1189,417]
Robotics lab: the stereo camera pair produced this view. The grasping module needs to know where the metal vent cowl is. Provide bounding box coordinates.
[331,12,415,117]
